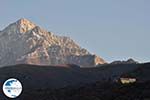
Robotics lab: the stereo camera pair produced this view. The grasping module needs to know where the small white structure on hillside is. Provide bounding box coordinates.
[120,78,136,84]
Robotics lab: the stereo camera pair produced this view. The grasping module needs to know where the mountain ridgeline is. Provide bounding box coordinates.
[0,18,106,67]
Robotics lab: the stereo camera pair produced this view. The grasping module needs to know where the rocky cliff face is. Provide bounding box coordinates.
[0,18,106,67]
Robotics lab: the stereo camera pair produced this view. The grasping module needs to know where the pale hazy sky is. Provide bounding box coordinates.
[0,0,149,62]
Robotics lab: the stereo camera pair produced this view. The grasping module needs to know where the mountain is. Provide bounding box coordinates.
[111,58,138,64]
[0,18,106,67]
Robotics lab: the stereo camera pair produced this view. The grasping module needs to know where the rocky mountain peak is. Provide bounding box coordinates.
[0,18,106,67]
[1,18,36,35]
[16,18,36,33]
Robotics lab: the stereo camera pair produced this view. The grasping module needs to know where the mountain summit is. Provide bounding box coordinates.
[0,18,106,67]
[2,18,36,34]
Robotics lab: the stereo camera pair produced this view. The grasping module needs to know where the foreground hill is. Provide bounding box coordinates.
[22,81,150,100]
[0,63,149,99]
[121,63,150,82]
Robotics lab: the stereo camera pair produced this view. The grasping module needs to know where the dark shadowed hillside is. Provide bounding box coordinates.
[0,63,149,99]
[20,81,150,100]
[121,63,150,82]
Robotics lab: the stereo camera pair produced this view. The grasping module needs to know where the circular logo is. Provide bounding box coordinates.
[2,78,22,98]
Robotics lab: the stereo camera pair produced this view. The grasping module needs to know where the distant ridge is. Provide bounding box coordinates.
[111,58,138,64]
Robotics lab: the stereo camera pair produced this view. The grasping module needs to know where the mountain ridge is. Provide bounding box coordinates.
[111,58,139,64]
[0,18,106,67]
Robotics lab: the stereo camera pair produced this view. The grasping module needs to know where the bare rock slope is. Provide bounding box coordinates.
[0,18,106,67]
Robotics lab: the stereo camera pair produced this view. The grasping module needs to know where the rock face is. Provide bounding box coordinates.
[0,18,106,67]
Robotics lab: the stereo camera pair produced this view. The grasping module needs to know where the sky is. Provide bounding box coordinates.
[0,0,149,63]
